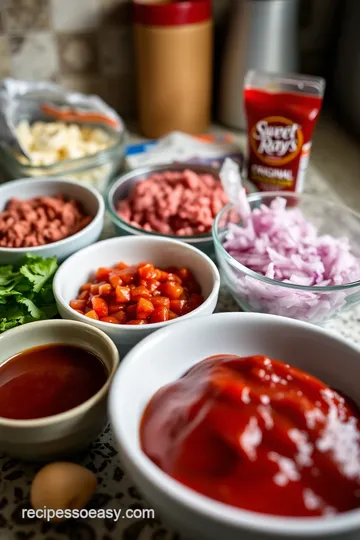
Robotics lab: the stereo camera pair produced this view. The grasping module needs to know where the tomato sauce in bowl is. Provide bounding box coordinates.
[0,344,108,420]
[140,354,360,517]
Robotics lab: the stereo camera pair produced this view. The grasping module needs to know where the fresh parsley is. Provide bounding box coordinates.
[0,254,58,332]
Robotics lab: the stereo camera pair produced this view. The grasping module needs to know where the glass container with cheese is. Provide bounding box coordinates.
[0,80,126,193]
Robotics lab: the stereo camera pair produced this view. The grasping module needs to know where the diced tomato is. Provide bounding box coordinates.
[72,261,203,326]
[152,296,170,308]
[99,283,112,296]
[70,299,86,311]
[126,304,137,320]
[169,299,186,315]
[116,286,131,303]
[109,272,123,288]
[153,269,162,280]
[90,284,99,295]
[157,271,169,282]
[136,298,154,319]
[108,301,125,314]
[80,282,92,291]
[100,316,119,324]
[118,266,137,284]
[91,296,109,318]
[115,261,128,270]
[78,290,89,301]
[146,279,161,293]
[159,281,184,300]
[130,285,151,301]
[176,268,192,281]
[114,310,127,323]
[96,267,112,281]
[150,306,170,323]
[167,273,182,284]
[138,262,158,280]
[85,310,99,320]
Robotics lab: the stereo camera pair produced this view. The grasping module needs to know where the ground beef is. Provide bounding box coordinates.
[0,194,92,248]
[116,169,229,236]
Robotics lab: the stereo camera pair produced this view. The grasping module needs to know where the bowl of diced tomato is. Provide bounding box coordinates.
[53,236,220,352]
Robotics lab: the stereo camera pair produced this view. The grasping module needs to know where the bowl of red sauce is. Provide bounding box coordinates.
[109,312,360,540]
[105,164,257,258]
[0,319,119,461]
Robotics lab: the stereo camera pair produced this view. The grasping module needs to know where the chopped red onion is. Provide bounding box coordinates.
[223,197,360,322]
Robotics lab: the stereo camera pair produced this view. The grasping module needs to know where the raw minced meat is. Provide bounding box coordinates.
[0,195,92,248]
[117,169,228,236]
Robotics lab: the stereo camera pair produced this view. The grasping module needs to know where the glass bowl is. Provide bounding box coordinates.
[212,192,360,324]
[0,126,126,194]
[105,164,258,258]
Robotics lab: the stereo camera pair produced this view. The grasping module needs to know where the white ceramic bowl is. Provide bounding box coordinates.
[53,236,220,354]
[0,177,104,264]
[109,312,360,540]
[0,319,119,461]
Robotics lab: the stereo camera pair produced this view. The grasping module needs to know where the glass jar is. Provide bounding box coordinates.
[0,126,126,194]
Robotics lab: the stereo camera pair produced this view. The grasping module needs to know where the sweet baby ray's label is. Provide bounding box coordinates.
[244,71,325,193]
[249,115,305,190]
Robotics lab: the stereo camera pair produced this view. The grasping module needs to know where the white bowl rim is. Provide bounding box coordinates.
[0,176,105,254]
[109,312,360,537]
[0,319,119,428]
[53,235,221,331]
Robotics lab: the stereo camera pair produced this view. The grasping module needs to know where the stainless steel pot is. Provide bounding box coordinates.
[219,0,300,130]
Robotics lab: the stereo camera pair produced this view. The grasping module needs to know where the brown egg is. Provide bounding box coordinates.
[30,462,97,522]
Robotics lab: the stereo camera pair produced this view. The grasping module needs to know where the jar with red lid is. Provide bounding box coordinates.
[133,0,213,138]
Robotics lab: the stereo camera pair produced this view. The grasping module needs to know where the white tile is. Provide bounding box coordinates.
[50,0,100,31]
[10,32,59,81]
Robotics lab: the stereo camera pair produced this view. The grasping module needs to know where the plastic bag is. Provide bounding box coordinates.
[0,78,124,155]
[0,79,126,192]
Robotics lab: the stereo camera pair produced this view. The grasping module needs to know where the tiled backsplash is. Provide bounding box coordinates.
[0,0,135,117]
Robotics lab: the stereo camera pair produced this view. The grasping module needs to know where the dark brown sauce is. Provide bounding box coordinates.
[0,344,108,420]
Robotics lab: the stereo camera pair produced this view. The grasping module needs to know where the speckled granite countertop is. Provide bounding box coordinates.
[0,119,360,540]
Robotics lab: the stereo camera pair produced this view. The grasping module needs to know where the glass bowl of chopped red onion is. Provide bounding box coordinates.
[212,192,360,324]
[105,164,257,257]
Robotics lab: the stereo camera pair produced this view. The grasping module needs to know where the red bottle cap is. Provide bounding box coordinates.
[133,0,211,26]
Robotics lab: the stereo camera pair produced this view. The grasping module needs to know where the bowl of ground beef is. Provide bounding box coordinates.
[105,164,257,257]
[0,177,104,264]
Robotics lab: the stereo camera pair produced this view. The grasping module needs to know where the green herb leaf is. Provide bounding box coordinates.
[0,255,59,333]
[19,255,58,293]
